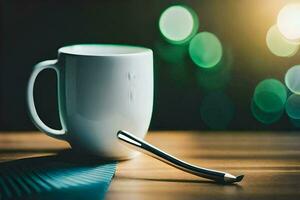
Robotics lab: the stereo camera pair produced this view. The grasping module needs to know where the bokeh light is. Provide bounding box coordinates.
[189,32,223,68]
[200,92,235,130]
[254,79,287,113]
[251,99,283,124]
[289,118,300,128]
[155,40,190,87]
[159,5,198,44]
[277,3,300,42]
[195,47,233,91]
[155,40,188,64]
[285,94,300,119]
[285,65,300,94]
[266,25,299,57]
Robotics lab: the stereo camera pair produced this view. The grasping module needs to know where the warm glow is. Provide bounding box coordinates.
[277,3,300,42]
[266,25,299,57]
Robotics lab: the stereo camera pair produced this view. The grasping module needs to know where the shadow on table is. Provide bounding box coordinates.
[118,176,244,189]
[0,150,116,200]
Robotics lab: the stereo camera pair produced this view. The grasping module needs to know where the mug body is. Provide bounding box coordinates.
[57,44,153,159]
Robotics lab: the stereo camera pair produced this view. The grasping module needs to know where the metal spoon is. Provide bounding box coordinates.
[117,130,244,184]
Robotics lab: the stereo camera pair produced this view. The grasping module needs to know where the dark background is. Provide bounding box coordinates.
[1,0,300,131]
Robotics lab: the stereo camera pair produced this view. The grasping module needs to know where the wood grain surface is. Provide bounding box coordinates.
[0,131,300,200]
[106,131,300,200]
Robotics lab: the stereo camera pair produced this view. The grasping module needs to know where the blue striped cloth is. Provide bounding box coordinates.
[0,153,117,200]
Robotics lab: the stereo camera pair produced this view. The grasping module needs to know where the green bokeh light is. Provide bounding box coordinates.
[189,32,223,68]
[155,40,188,64]
[266,25,299,57]
[254,79,287,113]
[285,94,300,119]
[251,99,283,124]
[155,40,190,87]
[200,92,235,130]
[159,5,198,44]
[285,65,300,94]
[289,118,300,128]
[195,47,233,91]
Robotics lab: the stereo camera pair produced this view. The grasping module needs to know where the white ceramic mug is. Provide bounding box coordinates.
[27,44,153,160]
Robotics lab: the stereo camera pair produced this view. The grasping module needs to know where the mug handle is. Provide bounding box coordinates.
[27,59,66,140]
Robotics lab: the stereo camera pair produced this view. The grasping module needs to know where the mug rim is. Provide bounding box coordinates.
[58,44,152,57]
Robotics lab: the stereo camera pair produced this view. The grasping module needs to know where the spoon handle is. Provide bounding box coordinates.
[117,130,243,184]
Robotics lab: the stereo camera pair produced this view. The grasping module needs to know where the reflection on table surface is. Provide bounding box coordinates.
[0,150,116,200]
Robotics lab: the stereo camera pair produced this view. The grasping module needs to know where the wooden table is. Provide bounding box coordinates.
[1,131,300,200]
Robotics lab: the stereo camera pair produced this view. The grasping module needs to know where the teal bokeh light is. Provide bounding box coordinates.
[251,99,283,124]
[155,40,188,64]
[285,94,300,119]
[195,47,233,91]
[289,118,300,128]
[200,92,235,130]
[254,79,287,113]
[285,65,300,94]
[155,40,190,87]
[159,5,199,44]
[189,32,223,68]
